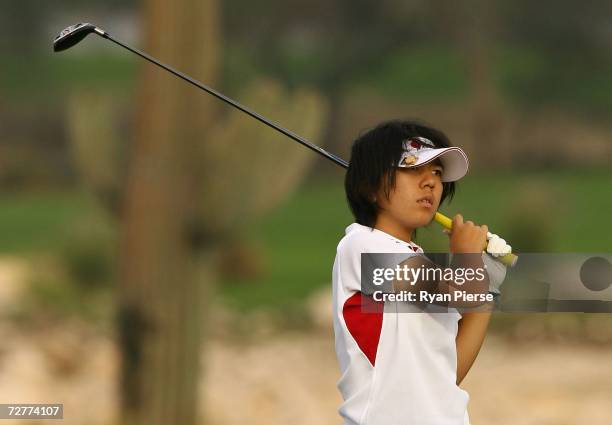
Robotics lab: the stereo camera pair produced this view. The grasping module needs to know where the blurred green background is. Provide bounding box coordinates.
[1,0,611,424]
[2,169,611,311]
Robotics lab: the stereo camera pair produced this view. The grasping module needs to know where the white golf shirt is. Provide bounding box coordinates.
[332,223,471,425]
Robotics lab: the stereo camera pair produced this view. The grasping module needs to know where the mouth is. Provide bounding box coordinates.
[416,195,434,208]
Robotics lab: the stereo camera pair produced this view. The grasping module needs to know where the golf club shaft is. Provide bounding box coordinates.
[95,29,348,168]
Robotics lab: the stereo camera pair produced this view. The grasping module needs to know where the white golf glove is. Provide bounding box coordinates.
[482,252,506,295]
[483,234,511,295]
[486,233,512,257]
[448,233,512,295]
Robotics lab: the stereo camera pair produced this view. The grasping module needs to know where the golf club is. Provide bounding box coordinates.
[53,22,518,267]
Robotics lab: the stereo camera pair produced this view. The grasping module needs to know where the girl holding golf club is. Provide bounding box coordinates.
[332,119,511,425]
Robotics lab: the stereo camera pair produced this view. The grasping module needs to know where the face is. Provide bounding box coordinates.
[375,161,444,232]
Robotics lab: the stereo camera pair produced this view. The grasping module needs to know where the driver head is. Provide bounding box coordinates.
[53,23,98,52]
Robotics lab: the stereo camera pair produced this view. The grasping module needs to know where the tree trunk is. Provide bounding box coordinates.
[116,0,220,424]
[458,0,510,166]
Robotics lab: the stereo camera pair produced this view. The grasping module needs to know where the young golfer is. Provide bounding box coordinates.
[332,119,511,425]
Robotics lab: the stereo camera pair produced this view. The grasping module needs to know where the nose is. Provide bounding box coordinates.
[420,167,437,189]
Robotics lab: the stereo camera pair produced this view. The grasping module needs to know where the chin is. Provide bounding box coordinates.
[403,215,432,230]
[418,211,437,227]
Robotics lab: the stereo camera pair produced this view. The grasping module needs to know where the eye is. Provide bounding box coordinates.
[432,168,443,177]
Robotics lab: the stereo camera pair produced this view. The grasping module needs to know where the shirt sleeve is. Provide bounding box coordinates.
[337,231,418,295]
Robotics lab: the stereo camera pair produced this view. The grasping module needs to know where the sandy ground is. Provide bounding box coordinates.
[0,259,610,425]
[204,332,612,425]
[1,322,610,425]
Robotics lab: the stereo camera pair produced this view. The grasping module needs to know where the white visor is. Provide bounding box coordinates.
[397,137,469,182]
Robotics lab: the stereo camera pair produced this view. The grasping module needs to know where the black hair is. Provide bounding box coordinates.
[345,119,456,228]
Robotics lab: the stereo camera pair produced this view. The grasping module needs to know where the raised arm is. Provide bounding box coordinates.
[455,308,493,385]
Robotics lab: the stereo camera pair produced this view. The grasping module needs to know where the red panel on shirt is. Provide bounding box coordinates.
[342,292,384,367]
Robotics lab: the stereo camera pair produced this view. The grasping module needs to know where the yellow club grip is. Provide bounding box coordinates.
[434,212,518,267]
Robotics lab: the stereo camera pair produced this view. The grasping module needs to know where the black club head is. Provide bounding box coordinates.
[53,23,98,52]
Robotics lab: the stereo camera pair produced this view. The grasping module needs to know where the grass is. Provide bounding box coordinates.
[220,178,353,311]
[0,191,96,254]
[0,52,137,102]
[1,168,611,312]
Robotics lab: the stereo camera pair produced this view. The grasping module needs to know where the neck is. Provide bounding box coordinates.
[373,214,414,243]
